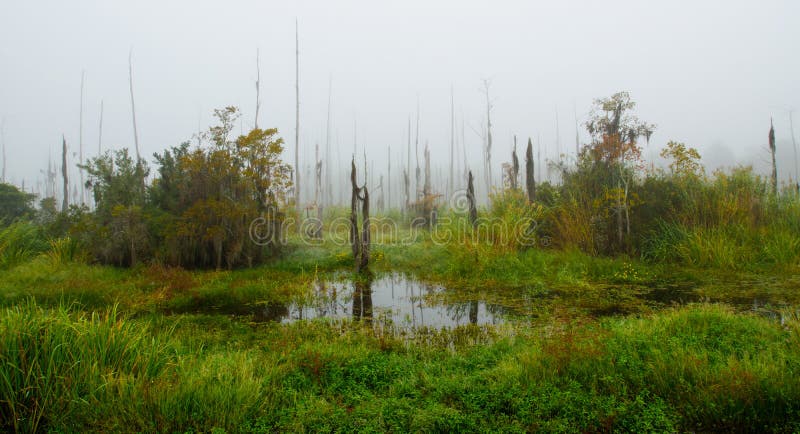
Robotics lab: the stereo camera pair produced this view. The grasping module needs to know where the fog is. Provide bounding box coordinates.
[1,0,799,204]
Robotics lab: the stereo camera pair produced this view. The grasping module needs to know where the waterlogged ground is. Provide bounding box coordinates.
[192,270,800,331]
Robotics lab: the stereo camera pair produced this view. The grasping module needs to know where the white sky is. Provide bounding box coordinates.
[1,0,799,196]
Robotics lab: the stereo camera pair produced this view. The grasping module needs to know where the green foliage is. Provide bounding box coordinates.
[0,183,35,225]
[73,107,293,269]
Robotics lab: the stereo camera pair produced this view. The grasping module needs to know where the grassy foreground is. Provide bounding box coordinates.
[2,301,800,432]
[2,240,800,432]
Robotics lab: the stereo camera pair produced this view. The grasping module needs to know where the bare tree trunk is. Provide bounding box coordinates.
[387,146,391,210]
[254,48,261,129]
[525,138,535,202]
[511,135,519,190]
[79,70,85,205]
[482,79,493,195]
[326,76,333,206]
[128,50,140,161]
[790,111,800,194]
[574,103,580,158]
[62,135,69,212]
[0,117,5,183]
[770,118,778,195]
[295,20,301,217]
[467,170,477,228]
[359,184,370,272]
[461,114,468,187]
[314,143,323,238]
[449,86,454,198]
[406,116,411,210]
[423,143,431,198]
[350,158,361,258]
[403,169,409,214]
[98,99,104,155]
[415,99,421,202]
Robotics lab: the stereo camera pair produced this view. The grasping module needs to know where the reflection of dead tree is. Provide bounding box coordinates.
[350,157,370,272]
[469,301,478,324]
[352,274,374,323]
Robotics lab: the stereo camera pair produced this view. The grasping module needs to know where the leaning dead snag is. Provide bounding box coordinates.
[526,138,535,201]
[467,170,478,228]
[769,118,777,195]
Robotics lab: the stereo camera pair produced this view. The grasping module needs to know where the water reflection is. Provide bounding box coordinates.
[352,274,373,323]
[284,273,505,329]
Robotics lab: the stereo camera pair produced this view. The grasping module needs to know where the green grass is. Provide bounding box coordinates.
[2,232,800,431]
[2,301,800,432]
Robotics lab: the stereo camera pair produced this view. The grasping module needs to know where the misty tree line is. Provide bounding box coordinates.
[2,20,799,268]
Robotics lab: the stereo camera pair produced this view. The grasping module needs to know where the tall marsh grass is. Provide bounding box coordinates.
[0,222,46,269]
[0,301,174,432]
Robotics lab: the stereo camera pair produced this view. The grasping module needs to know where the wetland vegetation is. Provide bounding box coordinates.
[2,92,800,432]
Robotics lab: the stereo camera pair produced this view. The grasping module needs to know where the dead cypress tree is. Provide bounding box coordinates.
[325,76,333,206]
[467,170,478,228]
[423,142,431,198]
[449,86,455,198]
[359,183,370,271]
[511,135,519,190]
[128,50,140,161]
[406,116,411,210]
[349,156,371,272]
[415,100,421,201]
[79,70,85,205]
[378,175,384,212]
[350,157,361,263]
[98,99,104,155]
[403,169,410,212]
[769,118,777,195]
[314,143,323,239]
[482,79,493,194]
[294,20,301,216]
[0,117,5,183]
[525,138,535,202]
[61,135,69,212]
[254,48,261,129]
[387,146,391,210]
